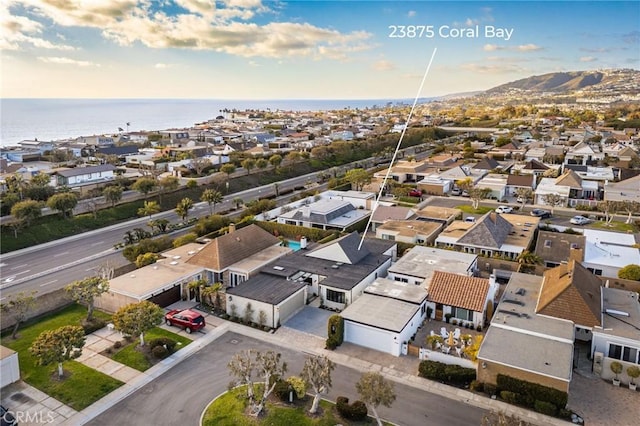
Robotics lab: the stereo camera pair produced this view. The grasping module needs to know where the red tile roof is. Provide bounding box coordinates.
[427,271,490,312]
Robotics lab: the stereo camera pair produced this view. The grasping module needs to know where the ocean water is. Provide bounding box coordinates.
[0,98,413,147]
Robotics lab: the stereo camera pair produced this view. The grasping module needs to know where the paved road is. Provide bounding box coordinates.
[86,331,486,426]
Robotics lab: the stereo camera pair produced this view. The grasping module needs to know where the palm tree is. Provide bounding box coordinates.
[138,200,161,219]
[175,197,194,222]
[201,282,223,311]
[201,189,223,215]
[516,250,543,265]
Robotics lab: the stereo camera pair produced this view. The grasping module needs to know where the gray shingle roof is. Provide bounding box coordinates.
[226,273,305,305]
[56,164,116,178]
[457,212,512,248]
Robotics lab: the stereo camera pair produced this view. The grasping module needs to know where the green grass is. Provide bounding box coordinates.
[455,205,493,215]
[591,220,638,233]
[202,387,385,426]
[111,327,192,372]
[0,304,122,410]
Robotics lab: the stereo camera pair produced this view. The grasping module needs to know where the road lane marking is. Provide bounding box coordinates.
[14,270,31,276]
[53,251,69,257]
[10,264,28,270]
[40,280,58,287]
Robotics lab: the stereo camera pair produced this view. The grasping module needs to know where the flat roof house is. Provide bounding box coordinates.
[387,246,478,288]
[534,230,585,268]
[581,229,640,278]
[54,164,116,187]
[277,199,370,231]
[342,278,428,357]
[477,273,575,393]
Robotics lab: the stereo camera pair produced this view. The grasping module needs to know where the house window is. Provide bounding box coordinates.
[326,289,345,304]
[394,277,408,283]
[544,240,552,248]
[587,267,603,276]
[608,343,639,364]
[452,307,474,321]
[381,234,395,241]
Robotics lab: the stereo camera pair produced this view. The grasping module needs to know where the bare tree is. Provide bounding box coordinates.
[227,349,287,416]
[300,355,335,414]
[1,291,37,339]
[541,193,564,214]
[356,372,396,426]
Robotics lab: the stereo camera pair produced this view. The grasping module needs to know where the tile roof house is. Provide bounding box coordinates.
[186,224,289,287]
[535,260,602,335]
[341,278,428,356]
[425,271,497,328]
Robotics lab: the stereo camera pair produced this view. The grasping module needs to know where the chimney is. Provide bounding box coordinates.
[228,223,236,233]
[302,205,311,218]
[569,246,583,262]
[300,236,308,249]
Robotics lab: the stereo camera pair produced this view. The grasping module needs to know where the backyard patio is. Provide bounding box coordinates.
[407,319,485,360]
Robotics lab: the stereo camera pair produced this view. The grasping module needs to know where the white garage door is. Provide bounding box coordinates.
[344,321,395,355]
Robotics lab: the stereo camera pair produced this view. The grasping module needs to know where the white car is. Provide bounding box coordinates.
[570,215,590,225]
[495,206,513,214]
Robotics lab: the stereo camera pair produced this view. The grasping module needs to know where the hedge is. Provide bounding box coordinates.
[418,360,476,386]
[122,236,173,263]
[496,374,568,409]
[534,400,557,416]
[326,315,344,350]
[255,221,333,241]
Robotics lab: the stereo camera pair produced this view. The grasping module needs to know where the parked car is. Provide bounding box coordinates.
[1,405,17,426]
[530,209,551,219]
[165,309,206,334]
[516,196,527,204]
[408,189,422,197]
[464,216,476,223]
[570,215,590,226]
[495,206,513,214]
[451,188,462,196]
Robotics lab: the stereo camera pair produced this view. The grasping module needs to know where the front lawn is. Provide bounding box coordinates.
[202,387,385,426]
[0,304,123,410]
[591,220,638,233]
[456,205,494,215]
[109,327,192,371]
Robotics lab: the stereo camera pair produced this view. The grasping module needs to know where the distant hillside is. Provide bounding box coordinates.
[485,69,639,94]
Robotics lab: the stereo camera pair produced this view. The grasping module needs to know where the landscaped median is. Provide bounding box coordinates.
[201,386,391,426]
[0,304,123,411]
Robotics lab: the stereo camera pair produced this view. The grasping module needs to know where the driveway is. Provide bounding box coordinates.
[283,305,333,338]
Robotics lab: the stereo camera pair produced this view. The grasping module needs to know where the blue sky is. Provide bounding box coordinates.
[1,1,638,99]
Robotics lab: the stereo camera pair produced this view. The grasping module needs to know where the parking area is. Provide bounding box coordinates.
[282,305,334,338]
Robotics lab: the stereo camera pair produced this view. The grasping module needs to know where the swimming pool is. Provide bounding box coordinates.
[287,240,301,251]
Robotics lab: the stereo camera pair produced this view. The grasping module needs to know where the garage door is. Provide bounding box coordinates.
[147,285,181,307]
[344,321,394,355]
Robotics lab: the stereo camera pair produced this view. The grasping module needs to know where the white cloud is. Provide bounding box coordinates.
[460,62,526,74]
[407,10,416,18]
[372,59,395,71]
[516,44,543,52]
[248,60,260,67]
[0,4,76,51]
[154,63,175,68]
[6,0,373,60]
[37,56,99,66]
[465,18,479,27]
[483,43,542,52]
[580,56,597,62]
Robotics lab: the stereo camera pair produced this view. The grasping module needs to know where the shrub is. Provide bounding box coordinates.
[534,400,557,416]
[149,337,177,352]
[273,379,293,402]
[336,396,367,421]
[325,315,344,350]
[418,360,446,380]
[469,380,484,392]
[418,360,475,386]
[500,391,519,404]
[82,318,106,334]
[497,374,567,409]
[558,408,572,419]
[152,345,169,359]
[484,383,497,396]
[113,341,122,349]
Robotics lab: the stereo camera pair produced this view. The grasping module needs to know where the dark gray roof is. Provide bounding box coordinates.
[564,164,587,172]
[289,204,354,225]
[226,273,306,305]
[56,164,116,178]
[458,212,512,248]
[265,236,394,291]
[534,230,585,263]
[523,159,550,170]
[97,145,139,156]
[473,157,500,170]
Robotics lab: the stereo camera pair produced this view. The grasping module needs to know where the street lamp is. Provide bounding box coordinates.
[226,181,229,194]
